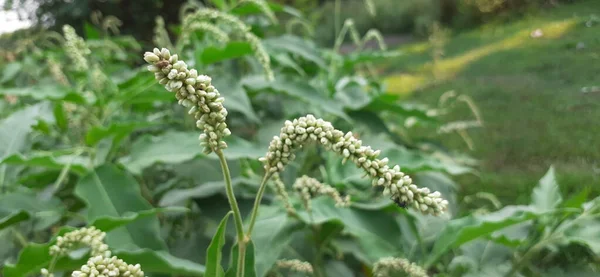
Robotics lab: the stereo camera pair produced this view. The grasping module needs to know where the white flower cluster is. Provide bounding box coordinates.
[62,25,91,71]
[144,48,230,154]
[373,257,428,277]
[276,259,313,275]
[271,174,296,216]
[49,226,110,257]
[293,175,350,211]
[182,9,273,81]
[71,256,144,277]
[259,115,448,215]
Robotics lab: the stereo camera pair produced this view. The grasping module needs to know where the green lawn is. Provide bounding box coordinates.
[383,0,600,206]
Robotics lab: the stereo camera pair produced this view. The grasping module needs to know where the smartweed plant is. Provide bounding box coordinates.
[141,47,449,276]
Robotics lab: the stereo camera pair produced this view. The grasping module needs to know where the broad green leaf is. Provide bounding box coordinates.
[114,249,205,276]
[334,82,372,110]
[159,179,228,207]
[562,213,600,255]
[205,212,232,277]
[74,164,166,250]
[0,190,64,230]
[364,94,435,122]
[1,152,89,175]
[2,227,84,277]
[264,35,326,68]
[0,62,22,84]
[297,197,404,263]
[85,121,155,146]
[119,131,203,175]
[252,206,302,277]
[561,188,589,209]
[213,78,260,123]
[225,241,257,277]
[120,131,262,175]
[531,167,562,212]
[84,22,100,39]
[116,70,172,104]
[0,85,69,100]
[241,75,349,121]
[426,206,541,267]
[382,147,472,175]
[53,102,68,131]
[199,42,254,65]
[0,102,52,159]
[91,207,189,232]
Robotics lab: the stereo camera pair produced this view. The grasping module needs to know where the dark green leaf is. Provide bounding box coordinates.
[2,227,84,277]
[426,206,542,267]
[114,249,206,276]
[84,22,100,39]
[225,241,257,277]
[91,207,189,232]
[1,152,89,175]
[264,35,326,68]
[0,190,64,230]
[252,206,302,277]
[531,167,562,212]
[364,94,435,121]
[74,165,166,250]
[242,75,349,121]
[0,62,22,84]
[213,78,260,123]
[85,121,156,146]
[52,102,68,131]
[199,42,254,65]
[118,131,203,175]
[205,212,232,277]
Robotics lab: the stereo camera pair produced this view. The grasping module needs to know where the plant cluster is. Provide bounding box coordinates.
[0,1,598,277]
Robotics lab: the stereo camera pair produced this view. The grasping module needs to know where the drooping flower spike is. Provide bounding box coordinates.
[144,48,230,154]
[259,115,448,215]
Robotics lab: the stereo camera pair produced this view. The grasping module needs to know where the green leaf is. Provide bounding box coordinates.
[85,121,155,146]
[213,78,260,123]
[382,147,473,175]
[242,75,349,121]
[0,102,52,159]
[297,197,404,263]
[205,211,232,277]
[0,85,70,100]
[199,42,254,65]
[74,164,166,250]
[3,227,84,277]
[334,80,372,110]
[426,206,542,267]
[91,207,189,232]
[118,131,203,175]
[53,102,68,131]
[252,206,302,277]
[84,22,100,39]
[264,35,326,68]
[120,131,263,175]
[0,190,65,230]
[531,167,562,212]
[0,62,22,84]
[114,249,205,276]
[342,50,403,69]
[230,1,283,16]
[364,94,435,122]
[1,152,89,175]
[225,241,257,277]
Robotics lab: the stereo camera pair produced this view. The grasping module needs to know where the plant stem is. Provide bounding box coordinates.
[246,173,272,236]
[215,149,246,277]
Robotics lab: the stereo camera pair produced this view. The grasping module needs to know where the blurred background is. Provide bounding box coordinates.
[0,0,599,276]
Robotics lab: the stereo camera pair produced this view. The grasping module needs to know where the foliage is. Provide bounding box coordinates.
[0,1,597,277]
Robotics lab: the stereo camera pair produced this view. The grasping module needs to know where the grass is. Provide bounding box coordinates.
[383,0,600,206]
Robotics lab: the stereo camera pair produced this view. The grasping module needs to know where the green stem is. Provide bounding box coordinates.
[215,149,246,277]
[246,173,272,236]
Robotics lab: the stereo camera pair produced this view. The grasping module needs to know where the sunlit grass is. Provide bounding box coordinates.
[382,0,600,204]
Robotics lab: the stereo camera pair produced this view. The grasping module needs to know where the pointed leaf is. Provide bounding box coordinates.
[225,240,257,277]
[1,152,89,175]
[91,207,189,232]
[205,211,232,277]
[74,164,166,250]
[531,167,562,212]
[0,190,65,230]
[114,249,205,276]
[426,206,542,267]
